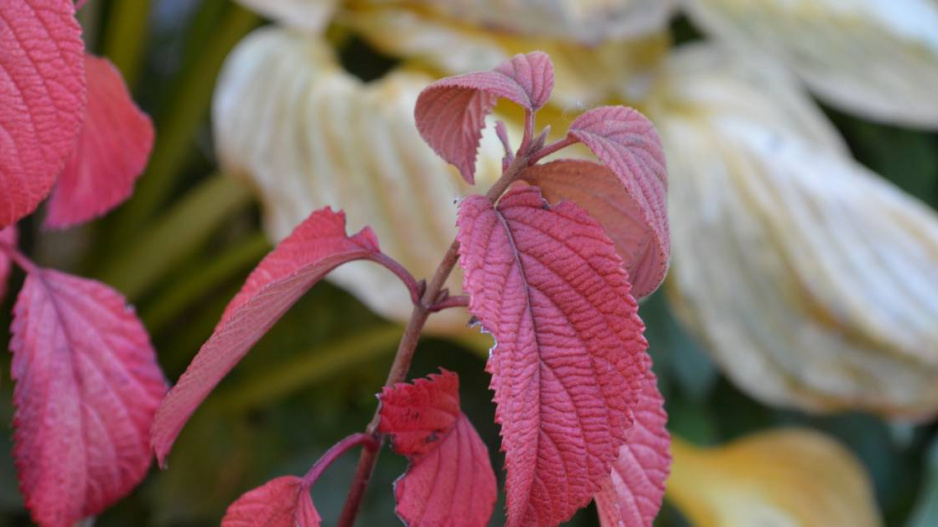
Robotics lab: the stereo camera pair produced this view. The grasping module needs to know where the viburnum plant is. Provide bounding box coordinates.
[0,1,164,526]
[152,52,672,527]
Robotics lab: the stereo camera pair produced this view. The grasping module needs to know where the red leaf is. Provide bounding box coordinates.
[152,208,398,466]
[415,52,554,184]
[0,0,86,228]
[520,159,669,299]
[10,269,167,527]
[0,227,17,303]
[594,364,671,527]
[457,186,648,527]
[222,476,321,527]
[378,370,497,527]
[44,55,154,229]
[562,107,669,297]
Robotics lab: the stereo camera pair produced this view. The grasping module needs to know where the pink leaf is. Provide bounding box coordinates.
[0,0,86,228]
[594,364,671,527]
[457,186,649,527]
[562,107,669,297]
[0,227,17,303]
[10,269,167,527]
[44,54,154,229]
[378,370,497,527]
[520,159,669,299]
[222,476,321,527]
[152,208,403,466]
[415,51,554,184]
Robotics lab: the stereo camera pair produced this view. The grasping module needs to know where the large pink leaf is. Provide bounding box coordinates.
[44,54,154,229]
[0,0,86,228]
[10,269,167,527]
[222,476,321,527]
[562,107,669,297]
[0,227,17,303]
[378,370,497,527]
[457,186,648,527]
[594,363,670,527]
[152,208,404,466]
[415,51,554,184]
[521,159,668,299]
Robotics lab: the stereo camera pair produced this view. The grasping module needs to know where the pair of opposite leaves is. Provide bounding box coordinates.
[152,52,672,527]
[1,1,164,526]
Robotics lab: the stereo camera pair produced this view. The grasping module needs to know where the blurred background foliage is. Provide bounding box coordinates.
[0,0,936,526]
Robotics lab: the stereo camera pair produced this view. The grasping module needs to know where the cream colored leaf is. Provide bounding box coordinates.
[351,0,675,44]
[340,5,670,108]
[655,45,938,417]
[213,28,505,332]
[668,430,883,527]
[684,0,938,129]
[237,0,338,31]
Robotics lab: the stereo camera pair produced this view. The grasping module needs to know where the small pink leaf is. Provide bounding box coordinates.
[152,208,399,466]
[44,54,155,229]
[10,269,167,527]
[0,0,87,228]
[457,186,649,527]
[563,107,669,296]
[415,51,554,184]
[0,227,17,303]
[378,370,497,527]
[222,476,321,527]
[521,159,669,299]
[594,364,671,527]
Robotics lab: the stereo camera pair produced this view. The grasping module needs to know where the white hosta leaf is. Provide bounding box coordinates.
[213,28,505,332]
[340,6,670,108]
[237,0,338,31]
[353,0,675,44]
[655,45,938,417]
[684,0,938,129]
[668,430,883,527]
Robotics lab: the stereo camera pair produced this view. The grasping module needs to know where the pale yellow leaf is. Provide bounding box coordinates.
[236,0,338,31]
[668,430,883,527]
[340,5,670,108]
[684,0,938,129]
[654,45,938,418]
[213,28,506,332]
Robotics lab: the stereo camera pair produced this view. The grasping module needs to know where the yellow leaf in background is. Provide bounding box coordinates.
[212,28,506,332]
[236,0,338,31]
[684,0,938,129]
[340,5,670,109]
[654,45,938,418]
[351,0,675,44]
[668,430,883,527]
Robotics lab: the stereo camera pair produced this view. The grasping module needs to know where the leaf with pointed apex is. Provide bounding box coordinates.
[457,186,648,527]
[45,55,154,229]
[10,269,167,527]
[521,159,668,299]
[415,51,554,184]
[222,476,321,527]
[594,365,670,527]
[0,227,17,303]
[378,370,497,527]
[0,0,86,228]
[152,207,406,466]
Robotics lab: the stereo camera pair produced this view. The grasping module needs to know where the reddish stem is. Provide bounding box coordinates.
[0,241,39,275]
[529,136,577,164]
[429,294,470,312]
[302,433,378,488]
[370,253,422,306]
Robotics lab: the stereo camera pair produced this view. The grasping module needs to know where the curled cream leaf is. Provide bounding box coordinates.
[236,0,338,32]
[351,0,675,44]
[684,0,938,129]
[668,430,883,527]
[340,6,670,108]
[213,28,504,332]
[655,45,938,417]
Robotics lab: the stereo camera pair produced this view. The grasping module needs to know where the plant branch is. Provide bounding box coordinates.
[303,433,378,488]
[429,294,470,312]
[0,241,38,275]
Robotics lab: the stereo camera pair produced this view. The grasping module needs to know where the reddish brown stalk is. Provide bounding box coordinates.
[336,147,536,527]
[302,433,378,488]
